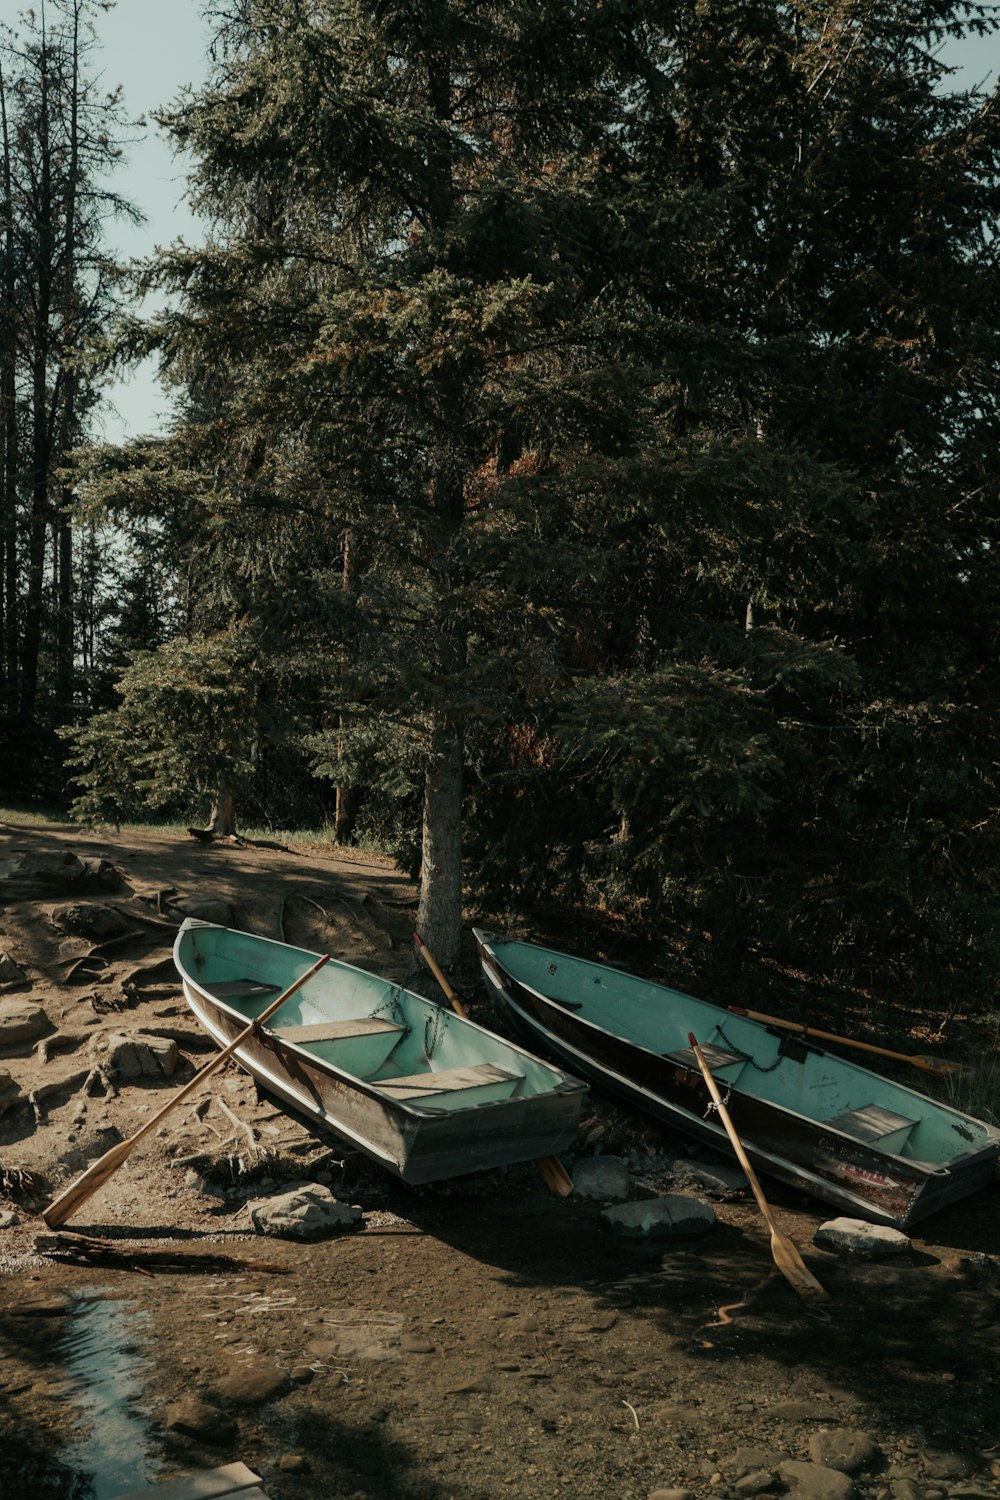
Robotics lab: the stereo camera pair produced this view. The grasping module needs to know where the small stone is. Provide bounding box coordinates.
[0,1210,19,1229]
[921,1451,974,1480]
[213,1361,288,1406]
[779,1458,854,1500]
[813,1217,911,1259]
[603,1195,715,1239]
[248,1182,362,1240]
[279,1454,309,1473]
[163,1396,236,1443]
[88,1031,178,1078]
[0,952,27,988]
[648,1490,694,1500]
[170,896,235,925]
[400,1334,436,1354]
[735,1472,779,1496]
[289,1365,315,1384]
[672,1159,750,1197]
[808,1429,881,1475]
[572,1155,631,1201]
[0,1000,48,1046]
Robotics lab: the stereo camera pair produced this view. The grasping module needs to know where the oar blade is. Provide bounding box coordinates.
[42,1137,136,1228]
[913,1055,963,1077]
[769,1229,830,1303]
[537,1155,573,1196]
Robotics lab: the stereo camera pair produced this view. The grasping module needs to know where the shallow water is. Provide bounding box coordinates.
[0,1290,157,1500]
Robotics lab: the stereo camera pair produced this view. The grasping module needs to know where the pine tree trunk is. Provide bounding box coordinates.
[207,780,236,838]
[0,65,17,706]
[416,713,463,968]
[334,776,359,844]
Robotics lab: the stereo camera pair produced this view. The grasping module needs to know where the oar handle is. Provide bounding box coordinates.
[413,931,469,1018]
[726,1006,944,1070]
[687,1032,774,1230]
[42,951,330,1228]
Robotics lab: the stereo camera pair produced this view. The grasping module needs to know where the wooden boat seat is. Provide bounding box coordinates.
[826,1103,918,1152]
[208,980,282,1001]
[665,1042,746,1073]
[272,1016,407,1076]
[276,1018,405,1044]
[374,1063,522,1102]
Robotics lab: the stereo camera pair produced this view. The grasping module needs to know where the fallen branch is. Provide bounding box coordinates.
[34,1231,290,1275]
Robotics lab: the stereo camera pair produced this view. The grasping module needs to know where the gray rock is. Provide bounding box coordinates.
[0,850,86,887]
[808,1430,881,1474]
[671,1158,750,1197]
[648,1490,695,1500]
[921,1451,974,1480]
[247,1181,362,1240]
[88,1031,179,1078]
[572,1155,631,1201]
[889,1481,923,1500]
[163,1396,237,1443]
[603,1194,714,1239]
[50,902,131,940]
[779,1458,855,1499]
[735,1473,780,1496]
[0,1210,19,1228]
[0,1071,22,1112]
[170,896,235,925]
[0,952,27,988]
[213,1361,289,1406]
[0,1000,49,1046]
[813,1217,911,1258]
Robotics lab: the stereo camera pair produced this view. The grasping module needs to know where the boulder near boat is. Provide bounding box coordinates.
[474,929,1000,1229]
[174,920,586,1185]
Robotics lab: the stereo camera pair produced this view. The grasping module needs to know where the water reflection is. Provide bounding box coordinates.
[0,1290,156,1500]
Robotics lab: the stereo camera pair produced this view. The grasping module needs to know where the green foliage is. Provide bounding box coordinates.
[65,630,266,825]
[69,0,1000,1006]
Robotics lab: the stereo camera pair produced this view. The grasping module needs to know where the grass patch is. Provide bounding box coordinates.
[944,1014,1000,1126]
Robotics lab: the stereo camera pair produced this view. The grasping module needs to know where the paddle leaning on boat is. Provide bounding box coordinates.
[473,929,1000,1230]
[173,920,586,1186]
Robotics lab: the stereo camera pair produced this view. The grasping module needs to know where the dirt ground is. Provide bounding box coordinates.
[0,817,998,1500]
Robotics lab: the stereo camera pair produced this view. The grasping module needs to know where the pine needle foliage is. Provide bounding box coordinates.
[68,0,1000,1004]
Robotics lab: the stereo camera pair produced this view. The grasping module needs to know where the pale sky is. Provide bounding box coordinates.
[95,0,211,442]
[95,2,1000,444]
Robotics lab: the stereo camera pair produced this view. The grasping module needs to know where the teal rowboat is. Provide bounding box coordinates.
[174,920,586,1185]
[474,929,1000,1228]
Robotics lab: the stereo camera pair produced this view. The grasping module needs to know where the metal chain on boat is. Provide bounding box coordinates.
[713,1020,783,1073]
[423,1002,444,1059]
[371,983,408,1029]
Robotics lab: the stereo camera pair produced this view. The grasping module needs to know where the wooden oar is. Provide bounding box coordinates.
[42,952,331,1228]
[726,1006,961,1077]
[687,1032,829,1304]
[412,932,574,1198]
